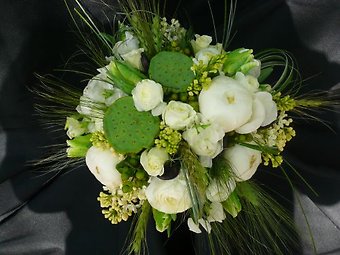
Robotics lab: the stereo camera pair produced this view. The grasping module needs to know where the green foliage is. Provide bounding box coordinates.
[222,191,242,218]
[149,51,195,92]
[66,134,92,157]
[152,208,176,235]
[103,97,160,154]
[179,142,209,222]
[206,181,298,255]
[255,49,301,94]
[107,60,146,94]
[223,48,257,76]
[128,201,151,255]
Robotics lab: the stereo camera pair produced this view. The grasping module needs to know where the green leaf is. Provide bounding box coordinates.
[258,67,273,83]
[66,134,92,157]
[107,61,146,94]
[237,181,259,207]
[222,191,242,218]
[152,208,176,234]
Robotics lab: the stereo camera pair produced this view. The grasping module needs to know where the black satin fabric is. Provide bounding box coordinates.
[0,0,339,254]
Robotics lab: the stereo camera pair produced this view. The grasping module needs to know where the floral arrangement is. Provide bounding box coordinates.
[34,0,339,254]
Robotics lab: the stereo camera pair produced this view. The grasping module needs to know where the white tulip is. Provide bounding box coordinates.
[65,117,86,139]
[256,91,278,126]
[223,144,262,181]
[187,218,212,234]
[140,147,169,176]
[145,173,191,214]
[199,75,253,133]
[206,178,236,202]
[85,146,125,191]
[131,79,163,112]
[163,101,197,130]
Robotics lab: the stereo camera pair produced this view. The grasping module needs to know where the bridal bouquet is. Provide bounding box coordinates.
[34,0,339,254]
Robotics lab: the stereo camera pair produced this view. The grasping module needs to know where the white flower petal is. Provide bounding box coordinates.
[235,97,266,134]
[140,147,169,176]
[206,178,236,202]
[85,146,124,191]
[145,173,191,214]
[223,144,262,181]
[207,202,226,223]
[199,75,253,133]
[256,91,278,126]
[132,79,163,112]
[163,101,197,130]
[187,218,202,234]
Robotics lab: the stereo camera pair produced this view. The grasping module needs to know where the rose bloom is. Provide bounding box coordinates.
[182,123,224,158]
[140,147,169,176]
[199,75,253,133]
[85,146,124,191]
[163,101,197,130]
[190,34,212,53]
[145,173,191,214]
[131,79,163,111]
[195,43,223,65]
[223,144,262,181]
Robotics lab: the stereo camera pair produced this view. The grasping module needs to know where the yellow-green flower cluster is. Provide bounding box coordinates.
[90,131,110,150]
[155,122,182,155]
[98,186,146,224]
[273,92,297,112]
[187,54,227,97]
[255,112,296,167]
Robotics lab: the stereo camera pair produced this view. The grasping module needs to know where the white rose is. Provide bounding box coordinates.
[182,123,224,158]
[131,79,163,111]
[223,144,262,181]
[121,48,144,70]
[163,101,197,130]
[207,202,226,223]
[85,146,124,191]
[140,147,169,176]
[256,91,278,126]
[145,173,191,214]
[199,75,253,133]
[191,34,212,53]
[234,72,260,93]
[206,178,236,202]
[195,43,223,65]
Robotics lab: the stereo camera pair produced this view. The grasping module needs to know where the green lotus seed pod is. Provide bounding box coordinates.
[103,96,160,154]
[149,51,195,92]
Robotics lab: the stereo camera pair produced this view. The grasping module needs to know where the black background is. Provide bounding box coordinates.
[0,0,339,254]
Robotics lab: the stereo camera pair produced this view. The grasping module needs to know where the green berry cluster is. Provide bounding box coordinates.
[155,122,182,155]
[116,155,149,192]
